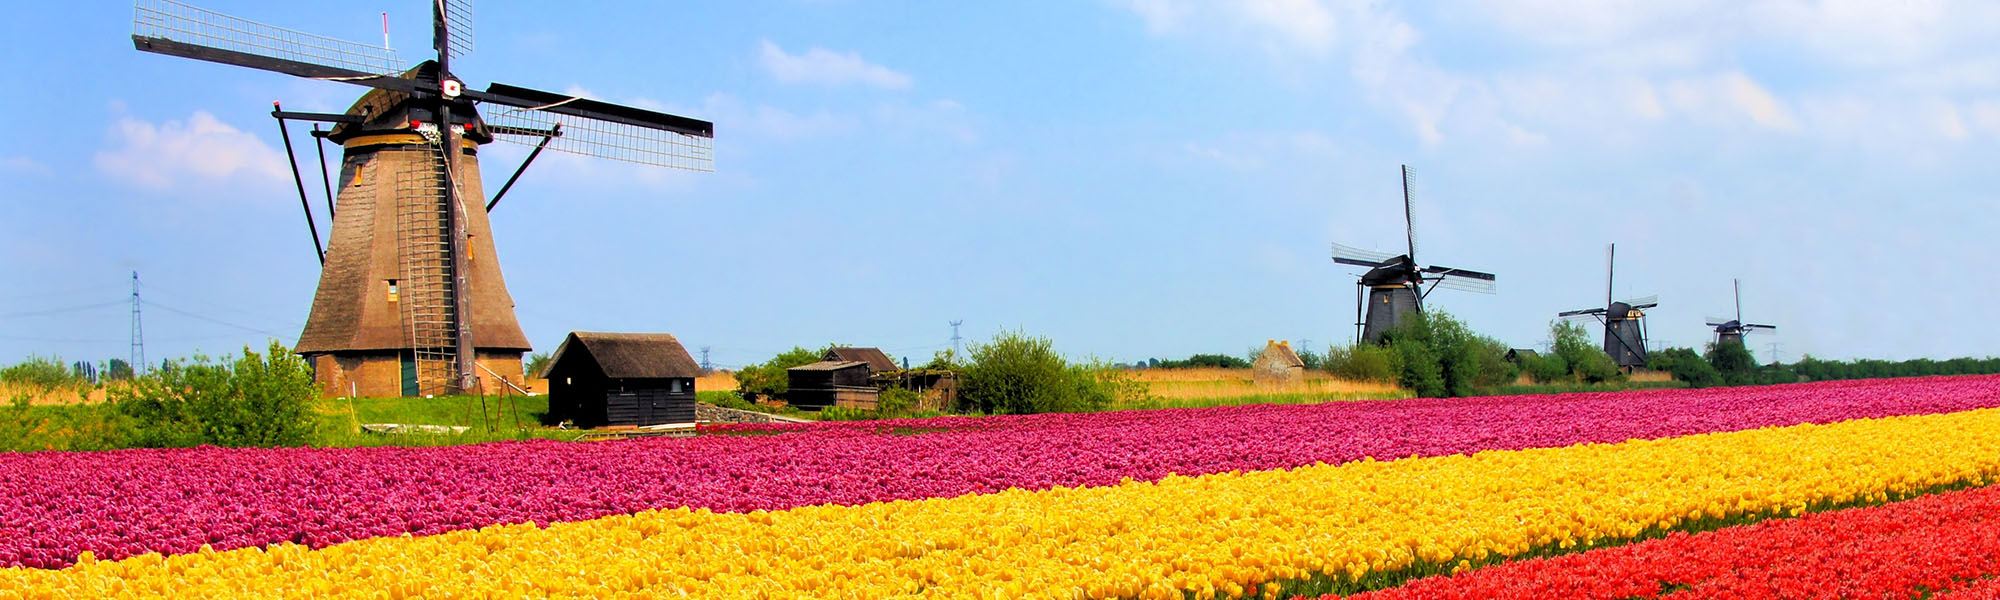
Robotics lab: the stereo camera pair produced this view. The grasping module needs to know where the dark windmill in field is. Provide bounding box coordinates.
[1707,278,1777,346]
[1558,244,1658,370]
[131,0,714,397]
[1331,165,1498,345]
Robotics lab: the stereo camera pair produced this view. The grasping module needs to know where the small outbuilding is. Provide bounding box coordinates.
[787,360,878,410]
[541,332,699,428]
[1252,340,1306,384]
[825,347,899,373]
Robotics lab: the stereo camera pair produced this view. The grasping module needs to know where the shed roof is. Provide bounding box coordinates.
[825,347,898,372]
[789,360,870,372]
[543,331,699,379]
[1255,340,1305,369]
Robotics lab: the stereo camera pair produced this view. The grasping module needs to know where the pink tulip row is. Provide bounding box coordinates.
[3,375,1997,570]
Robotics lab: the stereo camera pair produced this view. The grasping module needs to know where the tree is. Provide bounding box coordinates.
[106,358,134,381]
[1378,310,1510,397]
[1706,340,1760,385]
[1551,320,1622,384]
[1648,347,1721,387]
[524,352,553,379]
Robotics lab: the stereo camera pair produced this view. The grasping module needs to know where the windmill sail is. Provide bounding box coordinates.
[480,84,714,171]
[1331,243,1399,268]
[442,0,474,59]
[134,0,402,77]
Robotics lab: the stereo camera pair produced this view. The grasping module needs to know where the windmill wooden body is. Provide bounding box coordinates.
[1331,165,1497,344]
[1558,244,1658,370]
[131,0,714,396]
[1707,278,1776,347]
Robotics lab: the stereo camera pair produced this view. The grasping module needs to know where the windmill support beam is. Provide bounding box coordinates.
[272,106,324,264]
[486,124,561,212]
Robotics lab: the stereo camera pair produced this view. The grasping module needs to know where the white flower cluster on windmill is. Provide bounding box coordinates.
[130,0,715,397]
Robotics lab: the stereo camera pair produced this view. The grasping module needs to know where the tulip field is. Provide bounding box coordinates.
[5,375,2000,598]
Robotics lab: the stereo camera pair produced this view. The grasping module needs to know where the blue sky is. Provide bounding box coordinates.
[3,0,1997,369]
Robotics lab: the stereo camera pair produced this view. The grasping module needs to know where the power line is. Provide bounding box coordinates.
[0,300,127,319]
[949,320,964,354]
[140,299,293,340]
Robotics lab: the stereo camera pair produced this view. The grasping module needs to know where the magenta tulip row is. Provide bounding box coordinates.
[3,375,1997,570]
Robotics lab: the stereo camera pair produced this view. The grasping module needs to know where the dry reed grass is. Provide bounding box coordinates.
[696,371,738,392]
[0,382,112,406]
[1131,368,1399,400]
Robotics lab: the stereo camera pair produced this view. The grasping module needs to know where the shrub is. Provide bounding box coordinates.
[1324,344,1399,383]
[1378,310,1513,397]
[877,387,920,415]
[959,331,1138,414]
[1388,338,1446,397]
[1,355,89,398]
[1521,353,1571,384]
[111,341,319,448]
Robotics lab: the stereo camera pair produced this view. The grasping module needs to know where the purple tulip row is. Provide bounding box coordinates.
[3,375,1997,570]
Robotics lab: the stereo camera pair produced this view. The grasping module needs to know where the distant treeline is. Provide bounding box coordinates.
[1784,355,2000,382]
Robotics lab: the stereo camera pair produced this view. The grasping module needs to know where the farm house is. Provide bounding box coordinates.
[541,332,699,428]
[1252,340,1305,383]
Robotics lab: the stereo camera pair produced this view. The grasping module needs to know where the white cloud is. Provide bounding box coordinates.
[94,110,287,190]
[1110,0,1338,55]
[1111,0,1192,34]
[1720,72,1800,132]
[758,40,913,90]
[0,156,49,175]
[1241,0,1337,54]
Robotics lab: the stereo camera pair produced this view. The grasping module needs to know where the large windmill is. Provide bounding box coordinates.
[1558,244,1658,370]
[1331,165,1498,345]
[1707,278,1777,346]
[131,0,714,397]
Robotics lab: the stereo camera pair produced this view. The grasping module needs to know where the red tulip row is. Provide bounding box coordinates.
[1316,480,2000,600]
[3,374,1997,570]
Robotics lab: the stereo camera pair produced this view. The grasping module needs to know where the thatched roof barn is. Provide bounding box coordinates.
[1252,340,1306,384]
[542,332,699,428]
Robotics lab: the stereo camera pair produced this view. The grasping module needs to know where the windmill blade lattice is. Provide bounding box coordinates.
[442,0,473,59]
[486,106,714,171]
[1331,243,1399,268]
[134,0,402,76]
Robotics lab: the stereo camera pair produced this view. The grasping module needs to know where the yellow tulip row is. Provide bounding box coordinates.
[11,409,2000,600]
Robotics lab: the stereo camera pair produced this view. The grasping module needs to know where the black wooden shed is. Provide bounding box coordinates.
[542,332,699,428]
[786,360,877,410]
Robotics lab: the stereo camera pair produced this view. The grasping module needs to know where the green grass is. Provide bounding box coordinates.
[310,394,576,447]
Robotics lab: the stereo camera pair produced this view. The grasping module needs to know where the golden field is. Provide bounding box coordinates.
[1130,368,1400,400]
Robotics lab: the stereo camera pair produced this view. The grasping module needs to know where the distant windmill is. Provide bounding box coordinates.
[1331,165,1498,345]
[1558,243,1658,370]
[1707,278,1777,346]
[131,0,715,397]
